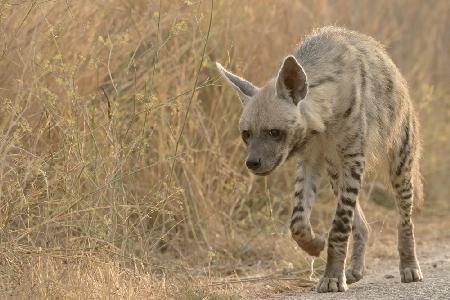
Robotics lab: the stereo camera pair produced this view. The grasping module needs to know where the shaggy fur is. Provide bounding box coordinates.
[216,26,423,293]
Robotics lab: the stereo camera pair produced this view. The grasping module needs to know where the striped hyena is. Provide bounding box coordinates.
[216,26,423,292]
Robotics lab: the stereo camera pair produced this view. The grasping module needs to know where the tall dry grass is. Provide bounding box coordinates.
[0,0,449,298]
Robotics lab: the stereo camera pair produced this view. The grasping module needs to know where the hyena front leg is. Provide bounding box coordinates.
[318,155,364,293]
[327,160,369,284]
[290,160,325,257]
[391,122,423,283]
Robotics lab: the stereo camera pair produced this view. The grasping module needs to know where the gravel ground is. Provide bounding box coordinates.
[271,245,450,300]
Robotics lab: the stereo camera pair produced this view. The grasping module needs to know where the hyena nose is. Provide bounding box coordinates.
[246,158,261,170]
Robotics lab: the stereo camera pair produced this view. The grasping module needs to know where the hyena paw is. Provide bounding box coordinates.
[400,267,423,283]
[292,235,325,257]
[317,274,348,293]
[290,224,325,257]
[345,267,363,284]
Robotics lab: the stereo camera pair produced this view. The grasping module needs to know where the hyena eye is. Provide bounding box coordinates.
[241,130,251,142]
[269,129,281,138]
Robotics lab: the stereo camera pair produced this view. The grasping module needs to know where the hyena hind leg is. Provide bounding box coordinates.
[391,122,423,283]
[346,202,369,284]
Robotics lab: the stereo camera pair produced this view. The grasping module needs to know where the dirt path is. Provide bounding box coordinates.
[274,241,450,300]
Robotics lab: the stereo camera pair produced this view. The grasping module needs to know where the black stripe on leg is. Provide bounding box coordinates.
[346,187,359,195]
[350,168,361,181]
[341,215,352,224]
[337,206,353,216]
[330,234,349,243]
[397,184,412,195]
[341,197,356,207]
[290,215,302,227]
[336,208,346,218]
[332,218,352,234]
[294,189,303,198]
[351,160,362,168]
[292,205,304,215]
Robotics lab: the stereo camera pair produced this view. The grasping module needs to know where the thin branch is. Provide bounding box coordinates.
[204,274,315,287]
[169,0,214,181]
[107,35,118,96]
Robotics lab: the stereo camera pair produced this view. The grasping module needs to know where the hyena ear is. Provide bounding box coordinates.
[276,56,308,105]
[216,62,258,105]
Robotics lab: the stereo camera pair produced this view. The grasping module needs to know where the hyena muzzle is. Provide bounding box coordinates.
[216,26,423,293]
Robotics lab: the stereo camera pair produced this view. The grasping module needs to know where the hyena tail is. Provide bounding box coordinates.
[412,114,424,210]
[413,169,424,210]
[392,113,424,211]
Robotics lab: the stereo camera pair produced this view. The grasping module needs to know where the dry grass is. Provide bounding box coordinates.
[0,0,449,298]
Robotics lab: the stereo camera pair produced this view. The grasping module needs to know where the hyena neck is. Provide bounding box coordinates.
[287,128,319,159]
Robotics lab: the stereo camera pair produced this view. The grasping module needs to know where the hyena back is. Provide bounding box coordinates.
[216,26,423,293]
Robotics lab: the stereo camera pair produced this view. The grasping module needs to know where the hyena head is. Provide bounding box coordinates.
[217,56,311,176]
